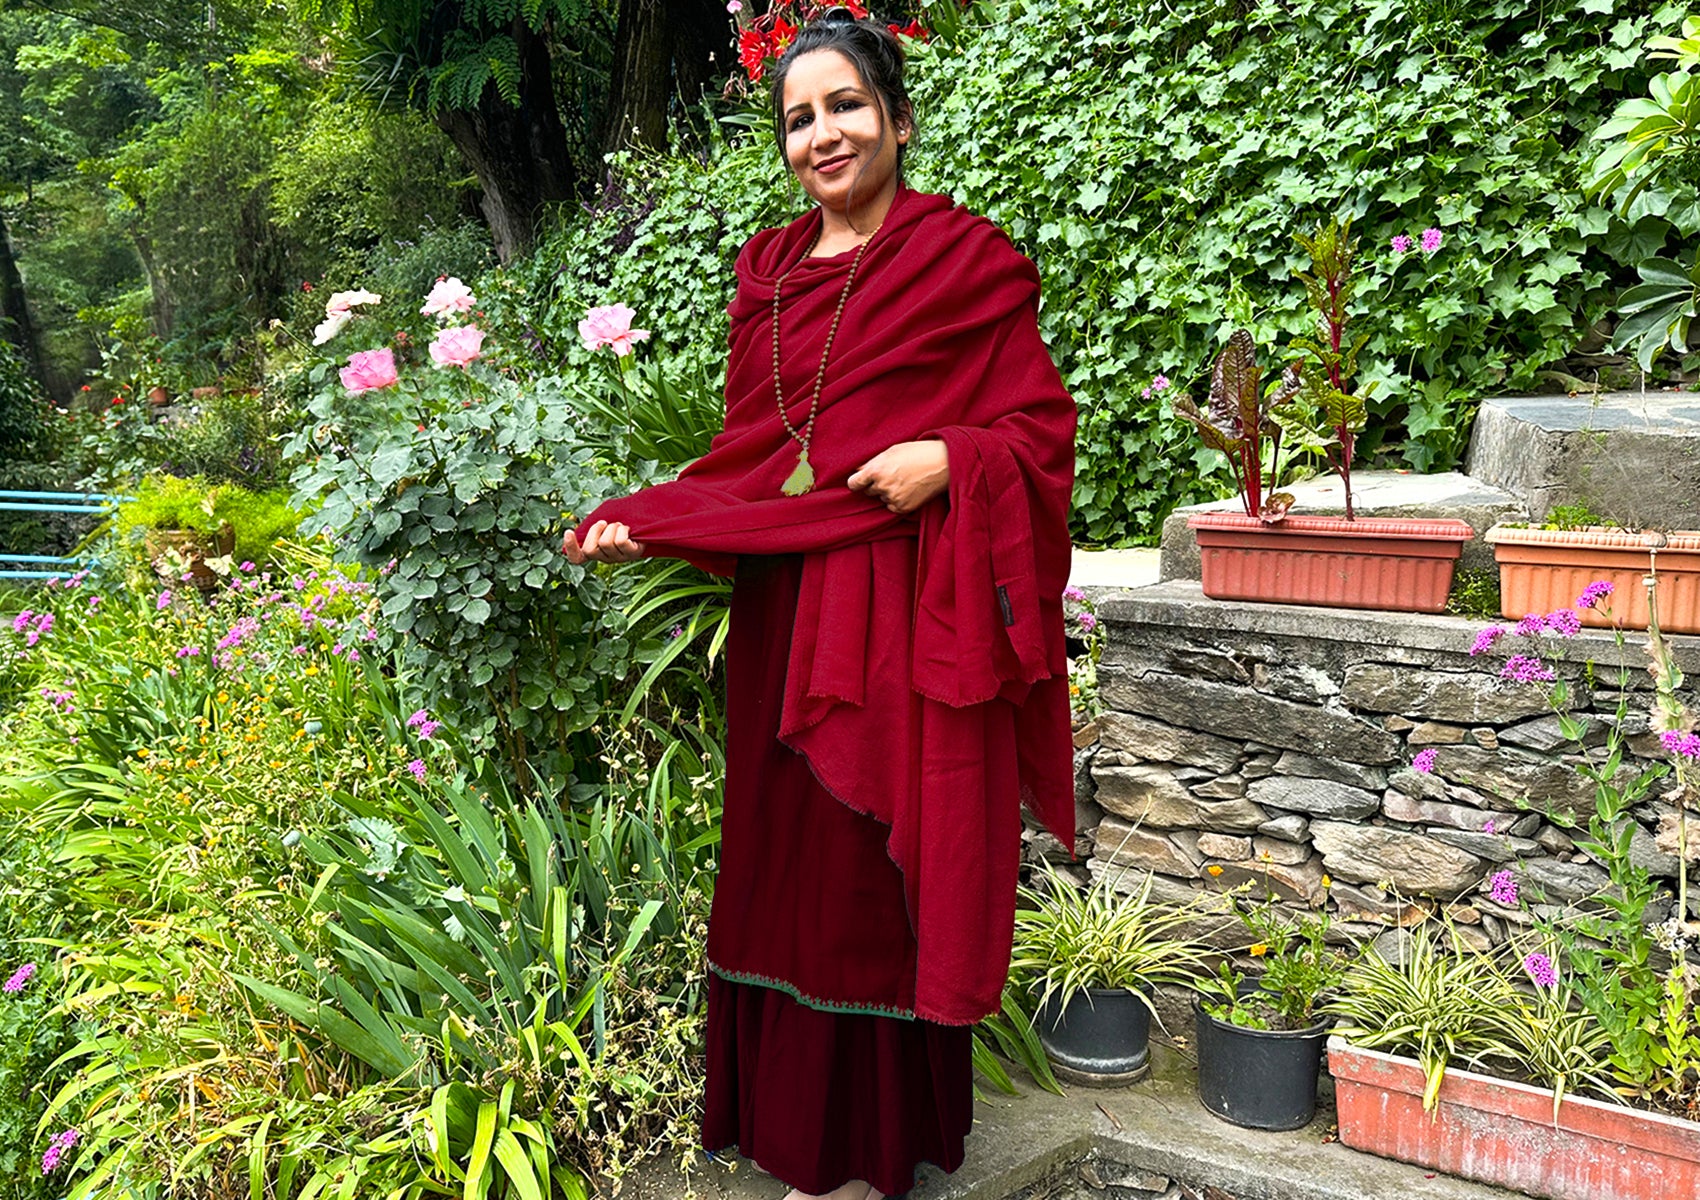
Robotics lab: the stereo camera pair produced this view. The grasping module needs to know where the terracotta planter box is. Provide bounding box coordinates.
[1485,525,1700,634]
[1329,1037,1700,1200]
[1187,513,1473,613]
[144,527,235,592]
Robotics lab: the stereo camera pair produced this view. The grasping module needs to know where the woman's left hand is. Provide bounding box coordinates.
[847,440,950,515]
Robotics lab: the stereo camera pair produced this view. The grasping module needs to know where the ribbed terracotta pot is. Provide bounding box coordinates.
[1329,1038,1700,1200]
[1484,525,1700,634]
[1187,513,1473,613]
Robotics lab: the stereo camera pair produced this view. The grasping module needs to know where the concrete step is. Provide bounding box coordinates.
[613,1041,1520,1200]
[1466,392,1700,533]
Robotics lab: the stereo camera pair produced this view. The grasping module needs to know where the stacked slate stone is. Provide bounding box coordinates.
[1030,591,1699,951]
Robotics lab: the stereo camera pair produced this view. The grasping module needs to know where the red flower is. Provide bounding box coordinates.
[843,0,868,15]
[889,19,929,40]
[739,27,770,80]
[79,384,90,392]
[110,396,123,406]
[301,281,313,292]
[771,15,797,53]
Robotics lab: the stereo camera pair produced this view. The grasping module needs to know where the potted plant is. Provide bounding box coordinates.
[1484,512,1700,634]
[1010,862,1219,1086]
[1175,217,1473,612]
[1323,595,1700,1200]
[1192,892,1350,1130]
[112,475,300,588]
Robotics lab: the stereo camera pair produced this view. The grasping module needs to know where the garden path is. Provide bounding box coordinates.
[618,1040,1519,1200]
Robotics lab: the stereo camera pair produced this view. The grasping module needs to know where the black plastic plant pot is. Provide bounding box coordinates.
[1192,997,1331,1130]
[1034,985,1153,1087]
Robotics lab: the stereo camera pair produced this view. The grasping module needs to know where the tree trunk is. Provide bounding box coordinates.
[0,209,48,391]
[435,18,578,263]
[604,0,669,157]
[669,0,733,121]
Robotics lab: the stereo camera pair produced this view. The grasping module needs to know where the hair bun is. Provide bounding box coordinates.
[820,5,858,23]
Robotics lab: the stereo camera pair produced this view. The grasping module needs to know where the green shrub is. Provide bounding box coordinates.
[286,320,637,781]
[152,389,286,487]
[0,340,44,461]
[492,0,1683,544]
[112,474,301,567]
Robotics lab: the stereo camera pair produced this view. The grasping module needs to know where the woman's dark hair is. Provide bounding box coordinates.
[769,9,915,195]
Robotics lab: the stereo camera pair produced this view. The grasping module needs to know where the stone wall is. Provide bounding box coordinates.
[1041,581,1700,952]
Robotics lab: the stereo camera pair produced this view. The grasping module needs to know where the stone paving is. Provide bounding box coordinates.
[616,1040,1519,1200]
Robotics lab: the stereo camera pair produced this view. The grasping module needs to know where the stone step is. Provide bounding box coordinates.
[1466,392,1700,533]
[1158,470,1525,583]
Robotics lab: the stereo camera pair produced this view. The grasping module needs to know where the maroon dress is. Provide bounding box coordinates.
[700,554,976,1196]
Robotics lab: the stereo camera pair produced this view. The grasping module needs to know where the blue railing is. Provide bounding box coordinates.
[0,490,126,580]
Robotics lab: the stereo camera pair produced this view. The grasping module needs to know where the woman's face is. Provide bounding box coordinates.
[781,49,906,220]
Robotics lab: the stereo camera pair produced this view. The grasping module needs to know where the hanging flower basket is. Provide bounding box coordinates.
[1484,524,1700,634]
[1187,513,1474,613]
[1329,1038,1700,1200]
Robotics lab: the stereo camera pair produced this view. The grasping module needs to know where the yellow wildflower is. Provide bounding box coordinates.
[1250,943,1269,957]
[1206,864,1224,877]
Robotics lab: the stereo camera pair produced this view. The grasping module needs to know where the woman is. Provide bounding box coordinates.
[563,10,1076,1199]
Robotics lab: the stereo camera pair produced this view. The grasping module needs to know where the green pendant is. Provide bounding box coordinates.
[780,449,815,496]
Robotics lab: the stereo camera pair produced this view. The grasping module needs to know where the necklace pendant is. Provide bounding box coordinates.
[781,449,816,497]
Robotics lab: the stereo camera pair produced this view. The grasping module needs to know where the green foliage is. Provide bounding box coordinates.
[154,389,287,487]
[1444,566,1501,620]
[1009,863,1221,1013]
[506,0,1688,543]
[286,314,636,781]
[1200,891,1349,1031]
[0,337,43,457]
[112,474,301,567]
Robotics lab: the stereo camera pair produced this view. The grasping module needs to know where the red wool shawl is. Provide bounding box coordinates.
[576,187,1077,1024]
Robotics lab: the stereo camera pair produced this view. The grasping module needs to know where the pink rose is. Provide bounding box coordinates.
[420,277,475,318]
[578,303,651,356]
[429,325,485,368]
[340,347,400,394]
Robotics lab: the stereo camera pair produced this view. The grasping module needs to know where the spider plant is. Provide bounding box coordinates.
[1010,861,1223,1017]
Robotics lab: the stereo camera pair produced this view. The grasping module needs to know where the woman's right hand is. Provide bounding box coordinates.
[562,520,645,564]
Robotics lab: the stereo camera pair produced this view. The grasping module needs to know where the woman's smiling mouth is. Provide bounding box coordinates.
[814,154,855,175]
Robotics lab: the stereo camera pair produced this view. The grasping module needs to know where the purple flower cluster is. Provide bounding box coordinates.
[1390,228,1444,255]
[1523,951,1558,987]
[1481,818,1497,835]
[44,569,89,589]
[156,590,173,610]
[1489,870,1519,907]
[1661,729,1700,762]
[1077,610,1099,632]
[1543,609,1582,637]
[9,610,54,648]
[1411,748,1438,774]
[1513,613,1546,637]
[1140,374,1171,401]
[40,1128,77,1174]
[1469,626,1508,657]
[3,962,36,993]
[216,616,260,651]
[39,688,74,714]
[406,710,441,739]
[1576,580,1614,609]
[1062,585,1086,604]
[1500,654,1555,684]
[406,758,427,783]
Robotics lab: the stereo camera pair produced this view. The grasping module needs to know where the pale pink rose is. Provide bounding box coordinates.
[312,311,352,345]
[340,347,399,394]
[420,277,475,318]
[325,288,382,315]
[578,303,651,356]
[429,325,486,368]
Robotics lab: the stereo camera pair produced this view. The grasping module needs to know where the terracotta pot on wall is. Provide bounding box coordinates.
[1484,525,1700,634]
[1329,1038,1700,1200]
[1187,513,1474,613]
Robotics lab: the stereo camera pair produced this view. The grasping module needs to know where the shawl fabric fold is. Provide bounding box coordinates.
[575,187,1077,1024]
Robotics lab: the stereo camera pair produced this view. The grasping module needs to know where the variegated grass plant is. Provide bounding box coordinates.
[1011,861,1225,1019]
[1328,919,1615,1119]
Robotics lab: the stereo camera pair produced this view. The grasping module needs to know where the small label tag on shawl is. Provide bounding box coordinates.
[996,585,1014,627]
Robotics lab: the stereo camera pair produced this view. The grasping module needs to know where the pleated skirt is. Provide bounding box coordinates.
[700,554,974,1197]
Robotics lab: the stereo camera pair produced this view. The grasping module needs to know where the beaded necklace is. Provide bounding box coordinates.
[770,215,882,496]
